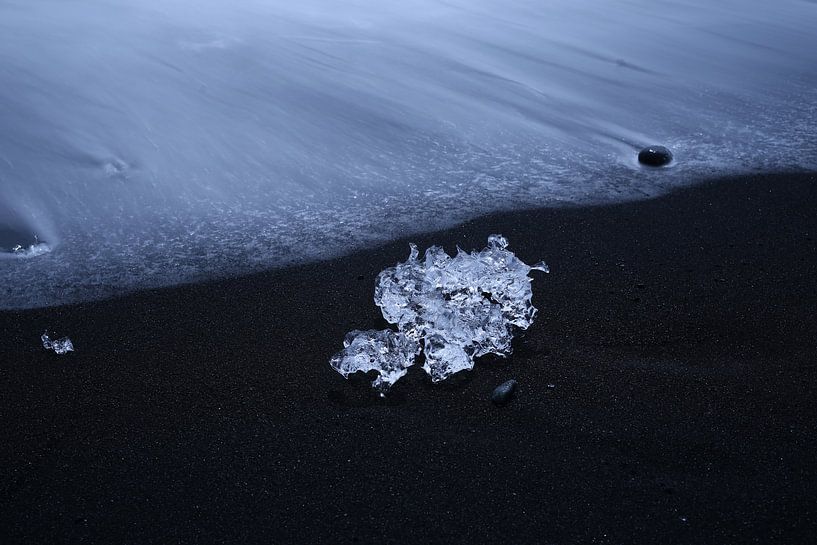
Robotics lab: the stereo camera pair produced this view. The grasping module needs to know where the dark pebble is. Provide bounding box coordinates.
[638,145,673,167]
[491,379,518,406]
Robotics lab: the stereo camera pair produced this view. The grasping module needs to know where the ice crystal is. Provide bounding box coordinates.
[329,235,547,393]
[329,329,420,395]
[42,332,74,354]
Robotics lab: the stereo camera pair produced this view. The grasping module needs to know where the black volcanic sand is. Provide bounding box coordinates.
[2,173,816,544]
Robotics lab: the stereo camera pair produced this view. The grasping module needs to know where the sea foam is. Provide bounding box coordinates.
[1,0,815,308]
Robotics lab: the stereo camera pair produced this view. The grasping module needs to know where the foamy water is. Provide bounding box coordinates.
[1,0,816,308]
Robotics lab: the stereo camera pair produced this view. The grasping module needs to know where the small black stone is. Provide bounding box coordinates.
[638,145,673,167]
[491,379,518,406]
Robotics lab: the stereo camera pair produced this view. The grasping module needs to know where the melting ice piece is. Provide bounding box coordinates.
[375,234,547,382]
[330,235,547,393]
[0,231,50,258]
[41,332,74,354]
[9,242,51,258]
[329,329,420,395]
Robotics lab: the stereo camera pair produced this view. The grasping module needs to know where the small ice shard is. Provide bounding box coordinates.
[3,234,50,258]
[41,332,74,354]
[329,329,420,395]
[11,242,51,258]
[330,235,547,393]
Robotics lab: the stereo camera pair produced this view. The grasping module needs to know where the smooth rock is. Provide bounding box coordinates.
[491,379,518,406]
[638,145,673,167]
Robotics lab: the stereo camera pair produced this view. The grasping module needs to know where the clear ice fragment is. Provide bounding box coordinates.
[330,235,547,393]
[329,329,420,395]
[7,242,51,258]
[41,332,74,354]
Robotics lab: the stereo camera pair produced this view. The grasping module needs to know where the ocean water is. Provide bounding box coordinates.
[1,0,816,309]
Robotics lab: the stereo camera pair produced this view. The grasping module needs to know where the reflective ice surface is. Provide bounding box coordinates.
[331,235,546,392]
[41,332,74,355]
[1,0,815,307]
[329,329,421,394]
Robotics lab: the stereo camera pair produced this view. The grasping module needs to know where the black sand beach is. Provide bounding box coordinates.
[1,172,816,544]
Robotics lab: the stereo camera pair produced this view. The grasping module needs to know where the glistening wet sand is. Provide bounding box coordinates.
[1,172,815,543]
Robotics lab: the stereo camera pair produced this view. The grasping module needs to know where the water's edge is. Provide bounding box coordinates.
[4,170,813,311]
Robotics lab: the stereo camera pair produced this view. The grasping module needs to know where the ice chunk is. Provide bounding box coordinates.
[329,329,420,395]
[330,235,547,393]
[374,234,547,383]
[1,232,50,258]
[41,332,74,354]
[5,241,51,258]
[13,242,51,258]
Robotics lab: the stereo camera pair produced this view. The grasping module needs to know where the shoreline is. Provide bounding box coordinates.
[1,172,816,543]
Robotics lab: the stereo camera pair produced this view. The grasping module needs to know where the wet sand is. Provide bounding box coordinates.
[1,172,816,543]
